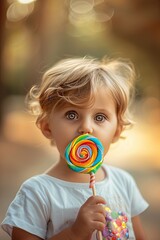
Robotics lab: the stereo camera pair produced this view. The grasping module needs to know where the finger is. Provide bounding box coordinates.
[94,205,106,217]
[85,196,106,205]
[92,213,106,224]
[92,220,106,231]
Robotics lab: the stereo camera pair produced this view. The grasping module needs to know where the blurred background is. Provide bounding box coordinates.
[0,0,160,239]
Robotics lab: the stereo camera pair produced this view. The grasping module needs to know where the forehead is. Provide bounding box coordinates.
[90,88,116,111]
[55,87,116,112]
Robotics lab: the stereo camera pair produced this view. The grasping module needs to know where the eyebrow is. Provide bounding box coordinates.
[64,106,113,116]
[94,108,113,117]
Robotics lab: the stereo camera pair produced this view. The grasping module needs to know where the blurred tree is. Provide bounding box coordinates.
[110,0,160,99]
[0,0,7,133]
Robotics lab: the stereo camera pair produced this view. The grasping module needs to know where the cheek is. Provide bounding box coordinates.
[102,142,111,156]
[52,128,75,156]
[54,136,67,158]
[99,128,118,155]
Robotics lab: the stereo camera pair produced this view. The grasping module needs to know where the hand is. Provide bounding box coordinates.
[70,196,106,240]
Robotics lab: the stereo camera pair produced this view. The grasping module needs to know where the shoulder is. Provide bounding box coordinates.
[21,174,47,188]
[103,164,136,187]
[105,164,133,178]
[18,174,53,199]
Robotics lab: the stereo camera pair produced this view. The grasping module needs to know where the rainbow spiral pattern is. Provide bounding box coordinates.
[65,134,104,174]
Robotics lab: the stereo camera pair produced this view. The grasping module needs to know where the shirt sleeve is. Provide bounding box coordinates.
[1,178,49,239]
[127,174,149,217]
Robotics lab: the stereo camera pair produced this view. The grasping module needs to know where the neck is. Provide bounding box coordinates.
[45,160,106,183]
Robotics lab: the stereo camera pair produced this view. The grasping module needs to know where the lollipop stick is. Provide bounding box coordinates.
[90,173,103,240]
[97,231,103,240]
[92,184,97,196]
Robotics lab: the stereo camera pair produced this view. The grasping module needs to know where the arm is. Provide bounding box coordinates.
[132,215,147,240]
[12,227,77,240]
[12,228,43,240]
[12,196,106,240]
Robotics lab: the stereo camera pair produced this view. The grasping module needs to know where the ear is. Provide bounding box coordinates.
[39,117,53,139]
[112,124,123,143]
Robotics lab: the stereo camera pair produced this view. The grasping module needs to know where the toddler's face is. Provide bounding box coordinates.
[46,87,121,162]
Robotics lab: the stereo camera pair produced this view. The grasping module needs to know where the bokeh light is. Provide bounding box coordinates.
[17,0,37,4]
[68,0,114,36]
[7,1,34,22]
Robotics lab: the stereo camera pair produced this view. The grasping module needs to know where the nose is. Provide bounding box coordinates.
[78,119,93,135]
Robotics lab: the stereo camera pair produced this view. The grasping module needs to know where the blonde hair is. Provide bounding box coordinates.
[26,56,136,131]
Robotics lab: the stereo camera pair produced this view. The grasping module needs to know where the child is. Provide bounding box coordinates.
[1,56,149,240]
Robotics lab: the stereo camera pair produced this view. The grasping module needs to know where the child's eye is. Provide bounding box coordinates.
[65,111,78,120]
[95,114,107,122]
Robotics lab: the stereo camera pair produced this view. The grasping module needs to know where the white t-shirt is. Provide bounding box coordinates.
[1,164,149,239]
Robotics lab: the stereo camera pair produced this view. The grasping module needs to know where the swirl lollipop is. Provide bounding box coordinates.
[65,134,103,172]
[65,134,104,240]
[65,134,104,190]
